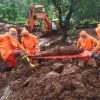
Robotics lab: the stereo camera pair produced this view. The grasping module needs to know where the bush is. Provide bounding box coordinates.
[3,17,26,24]
[69,27,77,36]
[14,17,27,24]
[69,21,77,35]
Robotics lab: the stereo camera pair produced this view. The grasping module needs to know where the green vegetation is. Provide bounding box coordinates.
[0,0,100,40]
[0,0,100,23]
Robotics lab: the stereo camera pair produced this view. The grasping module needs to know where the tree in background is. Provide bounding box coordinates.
[51,0,80,42]
[0,0,19,21]
[51,0,100,41]
[0,0,100,39]
[74,0,100,21]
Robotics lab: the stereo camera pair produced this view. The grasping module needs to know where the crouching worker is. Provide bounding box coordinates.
[0,28,39,72]
[77,30,97,51]
[77,30,97,67]
[0,28,26,72]
[21,29,40,63]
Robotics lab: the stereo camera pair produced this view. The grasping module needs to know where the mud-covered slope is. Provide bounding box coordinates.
[0,23,99,100]
[0,59,99,100]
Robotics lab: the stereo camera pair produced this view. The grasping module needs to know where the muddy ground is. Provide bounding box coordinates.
[0,58,100,100]
[0,23,100,100]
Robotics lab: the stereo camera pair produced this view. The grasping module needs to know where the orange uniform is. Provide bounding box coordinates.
[77,31,97,51]
[77,31,97,61]
[96,27,100,49]
[21,29,40,55]
[77,36,97,50]
[0,28,24,67]
[96,26,100,39]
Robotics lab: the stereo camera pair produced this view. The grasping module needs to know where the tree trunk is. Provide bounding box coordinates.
[61,5,73,42]
[52,0,73,42]
[51,0,63,27]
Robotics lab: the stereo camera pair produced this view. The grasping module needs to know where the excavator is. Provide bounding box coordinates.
[26,5,59,33]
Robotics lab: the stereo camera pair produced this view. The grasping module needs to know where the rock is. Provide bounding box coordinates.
[52,63,64,73]
[62,65,79,75]
[45,71,60,79]
[4,24,16,31]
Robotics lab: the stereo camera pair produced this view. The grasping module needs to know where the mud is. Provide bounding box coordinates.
[0,59,99,100]
[0,23,99,100]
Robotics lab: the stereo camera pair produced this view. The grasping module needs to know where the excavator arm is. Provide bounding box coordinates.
[26,5,52,32]
[26,6,36,32]
[36,13,52,31]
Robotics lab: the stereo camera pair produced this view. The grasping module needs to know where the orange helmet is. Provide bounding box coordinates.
[21,29,29,36]
[6,28,17,37]
[9,28,17,33]
[79,30,87,35]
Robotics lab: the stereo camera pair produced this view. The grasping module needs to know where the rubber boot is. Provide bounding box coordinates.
[21,55,38,69]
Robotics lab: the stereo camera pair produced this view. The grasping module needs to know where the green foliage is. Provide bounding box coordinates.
[0,0,19,21]
[69,27,77,35]
[0,0,100,25]
[74,0,100,21]
[69,21,77,35]
[0,4,6,18]
[3,17,27,24]
[15,17,27,24]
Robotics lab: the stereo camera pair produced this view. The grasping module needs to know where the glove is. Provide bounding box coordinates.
[21,55,30,64]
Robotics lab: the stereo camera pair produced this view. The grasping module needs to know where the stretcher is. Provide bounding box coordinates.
[30,50,92,59]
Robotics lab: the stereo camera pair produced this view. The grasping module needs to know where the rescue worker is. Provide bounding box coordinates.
[77,30,97,67]
[21,29,40,56]
[77,30,97,51]
[0,28,25,72]
[90,26,100,59]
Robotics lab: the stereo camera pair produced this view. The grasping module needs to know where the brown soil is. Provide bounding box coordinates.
[0,59,99,100]
[0,23,100,100]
